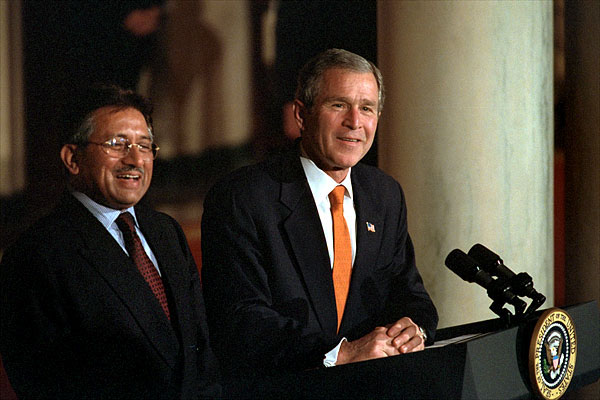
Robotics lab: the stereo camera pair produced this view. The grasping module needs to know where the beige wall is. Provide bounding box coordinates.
[377,1,554,328]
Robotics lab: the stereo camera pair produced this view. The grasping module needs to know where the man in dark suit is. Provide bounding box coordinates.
[0,85,220,398]
[201,49,438,378]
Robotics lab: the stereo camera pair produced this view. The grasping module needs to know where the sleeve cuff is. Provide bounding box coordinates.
[323,338,347,367]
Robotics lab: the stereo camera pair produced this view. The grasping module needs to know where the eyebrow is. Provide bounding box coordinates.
[113,133,152,141]
[323,96,377,106]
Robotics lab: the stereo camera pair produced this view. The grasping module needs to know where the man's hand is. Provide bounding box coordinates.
[386,317,425,354]
[336,327,400,365]
[336,317,425,365]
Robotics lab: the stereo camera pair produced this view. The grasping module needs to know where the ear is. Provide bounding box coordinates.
[292,99,307,133]
[60,144,81,175]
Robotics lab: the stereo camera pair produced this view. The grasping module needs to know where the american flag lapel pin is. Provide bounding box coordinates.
[366,222,376,233]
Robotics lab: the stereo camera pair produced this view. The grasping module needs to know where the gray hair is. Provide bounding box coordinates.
[71,111,153,147]
[295,48,385,113]
[64,84,154,146]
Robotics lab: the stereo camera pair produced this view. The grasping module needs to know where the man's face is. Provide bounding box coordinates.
[67,107,153,210]
[294,68,380,182]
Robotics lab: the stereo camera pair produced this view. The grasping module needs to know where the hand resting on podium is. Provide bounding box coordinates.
[336,317,425,365]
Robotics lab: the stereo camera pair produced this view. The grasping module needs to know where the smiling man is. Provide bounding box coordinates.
[201,49,438,378]
[0,85,220,398]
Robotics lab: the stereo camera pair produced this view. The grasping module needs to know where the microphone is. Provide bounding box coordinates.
[445,249,494,287]
[445,249,527,316]
[467,243,546,313]
[468,244,515,282]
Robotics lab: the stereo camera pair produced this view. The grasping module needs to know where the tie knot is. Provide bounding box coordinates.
[116,212,135,233]
[329,185,346,206]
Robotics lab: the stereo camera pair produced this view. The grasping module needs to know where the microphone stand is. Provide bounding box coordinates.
[487,277,527,327]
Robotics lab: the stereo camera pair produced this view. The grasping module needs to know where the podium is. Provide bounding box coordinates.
[228,301,599,399]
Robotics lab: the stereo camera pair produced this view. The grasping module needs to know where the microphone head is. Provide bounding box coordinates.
[445,249,482,283]
[468,243,503,271]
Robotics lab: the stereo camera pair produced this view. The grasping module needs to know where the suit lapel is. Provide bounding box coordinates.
[340,167,384,332]
[63,196,179,368]
[279,154,338,336]
[136,207,190,337]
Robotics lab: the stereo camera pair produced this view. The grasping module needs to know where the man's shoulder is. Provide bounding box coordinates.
[352,162,402,191]
[12,196,86,242]
[134,203,183,233]
[1,197,94,268]
[135,203,170,222]
[207,147,302,199]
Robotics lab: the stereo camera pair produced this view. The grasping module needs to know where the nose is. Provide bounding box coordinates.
[342,107,361,130]
[121,145,147,167]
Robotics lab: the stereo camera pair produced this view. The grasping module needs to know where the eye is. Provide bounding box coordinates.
[106,137,127,150]
[137,143,152,152]
[362,106,374,113]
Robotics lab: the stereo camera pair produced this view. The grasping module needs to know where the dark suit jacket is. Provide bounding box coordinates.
[201,144,438,378]
[0,193,220,399]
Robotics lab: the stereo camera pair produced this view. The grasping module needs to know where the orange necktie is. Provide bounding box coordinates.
[329,185,352,332]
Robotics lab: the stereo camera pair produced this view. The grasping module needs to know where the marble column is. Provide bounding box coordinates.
[377,1,554,328]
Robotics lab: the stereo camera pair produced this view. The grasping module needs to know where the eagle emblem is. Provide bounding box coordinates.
[529,308,576,400]
[544,331,564,380]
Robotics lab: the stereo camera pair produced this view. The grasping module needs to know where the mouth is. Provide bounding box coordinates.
[116,173,141,180]
[338,137,361,143]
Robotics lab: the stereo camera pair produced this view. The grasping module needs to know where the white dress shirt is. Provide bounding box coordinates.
[299,157,355,366]
[300,157,357,267]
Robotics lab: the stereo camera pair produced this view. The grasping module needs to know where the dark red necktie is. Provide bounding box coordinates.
[116,212,170,319]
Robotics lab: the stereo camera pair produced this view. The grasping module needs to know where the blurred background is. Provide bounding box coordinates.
[1,0,379,258]
[1,0,598,398]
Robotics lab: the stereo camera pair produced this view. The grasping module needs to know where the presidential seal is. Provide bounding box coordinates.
[529,308,577,399]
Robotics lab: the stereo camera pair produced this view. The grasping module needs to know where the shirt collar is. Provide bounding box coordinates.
[71,191,138,230]
[299,156,353,204]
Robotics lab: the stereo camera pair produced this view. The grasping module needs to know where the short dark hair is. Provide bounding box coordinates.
[62,84,154,146]
[295,48,385,113]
